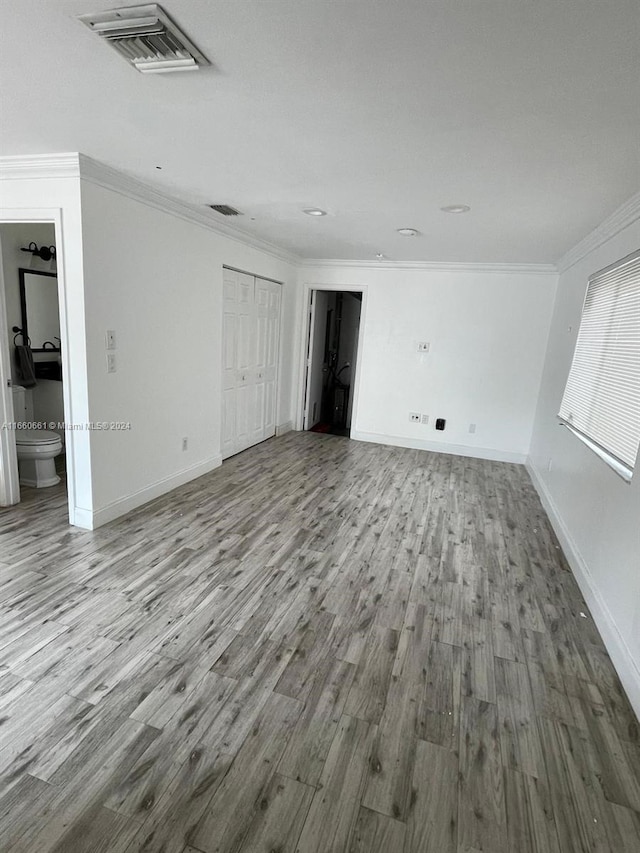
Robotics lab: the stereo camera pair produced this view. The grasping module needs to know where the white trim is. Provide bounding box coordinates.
[69,506,95,530]
[557,191,640,274]
[276,420,293,436]
[77,155,297,265]
[0,153,298,266]
[3,156,637,278]
[352,430,527,464]
[300,258,557,275]
[526,459,640,721]
[87,454,223,529]
[0,153,82,181]
[0,234,19,505]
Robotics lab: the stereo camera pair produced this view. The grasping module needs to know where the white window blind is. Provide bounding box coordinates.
[558,249,640,481]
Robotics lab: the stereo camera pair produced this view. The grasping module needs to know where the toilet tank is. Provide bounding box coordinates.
[11,385,29,421]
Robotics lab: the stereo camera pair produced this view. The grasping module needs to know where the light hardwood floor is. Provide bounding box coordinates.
[1,432,639,852]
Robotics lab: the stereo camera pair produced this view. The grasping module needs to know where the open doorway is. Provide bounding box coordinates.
[303,290,362,436]
[0,222,68,514]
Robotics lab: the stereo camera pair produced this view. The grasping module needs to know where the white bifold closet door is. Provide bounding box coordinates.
[222,268,281,460]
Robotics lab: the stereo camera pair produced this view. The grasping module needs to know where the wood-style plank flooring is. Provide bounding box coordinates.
[1,432,639,852]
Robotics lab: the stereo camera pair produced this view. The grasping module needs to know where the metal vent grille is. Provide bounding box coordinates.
[78,5,209,74]
[209,205,242,216]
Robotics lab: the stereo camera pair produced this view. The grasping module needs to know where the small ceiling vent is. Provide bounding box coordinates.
[208,204,242,216]
[78,5,209,74]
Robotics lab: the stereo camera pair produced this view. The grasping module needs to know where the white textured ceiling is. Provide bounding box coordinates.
[1,0,639,263]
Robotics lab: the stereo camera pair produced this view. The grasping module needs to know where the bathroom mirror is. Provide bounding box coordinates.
[18,268,60,352]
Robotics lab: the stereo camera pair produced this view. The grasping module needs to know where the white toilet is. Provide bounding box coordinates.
[11,385,63,488]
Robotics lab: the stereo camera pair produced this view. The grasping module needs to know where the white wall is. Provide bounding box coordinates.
[528,213,640,718]
[299,265,557,462]
[80,179,297,526]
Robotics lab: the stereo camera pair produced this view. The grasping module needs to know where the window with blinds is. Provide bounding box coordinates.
[558,249,640,481]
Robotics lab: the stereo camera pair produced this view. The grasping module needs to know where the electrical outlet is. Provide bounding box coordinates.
[106,353,116,373]
[417,342,430,353]
[182,437,188,451]
[469,423,476,434]
[435,417,446,430]
[409,412,421,423]
[105,330,116,350]
[421,414,429,425]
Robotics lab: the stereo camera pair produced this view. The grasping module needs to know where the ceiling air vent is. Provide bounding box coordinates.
[209,205,242,216]
[78,5,209,74]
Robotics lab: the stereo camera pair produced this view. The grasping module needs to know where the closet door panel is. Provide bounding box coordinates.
[263,281,281,439]
[264,380,276,437]
[251,381,265,444]
[237,274,254,375]
[222,312,237,384]
[221,388,237,457]
[222,270,281,458]
[236,382,251,452]
[222,269,240,459]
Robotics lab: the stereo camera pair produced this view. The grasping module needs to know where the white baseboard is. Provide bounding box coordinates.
[276,421,293,436]
[70,506,94,530]
[526,459,640,720]
[351,430,527,465]
[84,454,223,530]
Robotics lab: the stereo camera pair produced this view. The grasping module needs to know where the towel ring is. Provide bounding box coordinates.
[12,326,31,347]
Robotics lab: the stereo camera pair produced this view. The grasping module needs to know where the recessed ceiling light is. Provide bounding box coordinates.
[303,208,327,217]
[397,228,419,237]
[440,204,471,214]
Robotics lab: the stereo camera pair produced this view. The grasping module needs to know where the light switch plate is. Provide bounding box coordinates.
[106,330,116,350]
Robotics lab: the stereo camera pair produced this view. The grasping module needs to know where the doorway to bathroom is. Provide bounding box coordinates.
[0,221,68,513]
[302,287,365,437]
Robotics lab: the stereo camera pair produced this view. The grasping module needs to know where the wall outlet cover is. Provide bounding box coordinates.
[409,412,421,422]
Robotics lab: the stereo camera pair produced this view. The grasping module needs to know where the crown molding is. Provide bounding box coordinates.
[76,155,298,265]
[7,153,634,275]
[0,152,82,180]
[557,191,640,274]
[0,152,298,266]
[300,258,558,275]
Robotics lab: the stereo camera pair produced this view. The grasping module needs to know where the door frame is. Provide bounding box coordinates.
[302,289,318,431]
[0,209,75,517]
[296,282,367,434]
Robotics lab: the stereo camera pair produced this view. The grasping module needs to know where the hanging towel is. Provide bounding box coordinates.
[15,345,37,388]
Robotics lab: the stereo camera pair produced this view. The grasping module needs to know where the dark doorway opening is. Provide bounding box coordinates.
[305,290,362,436]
